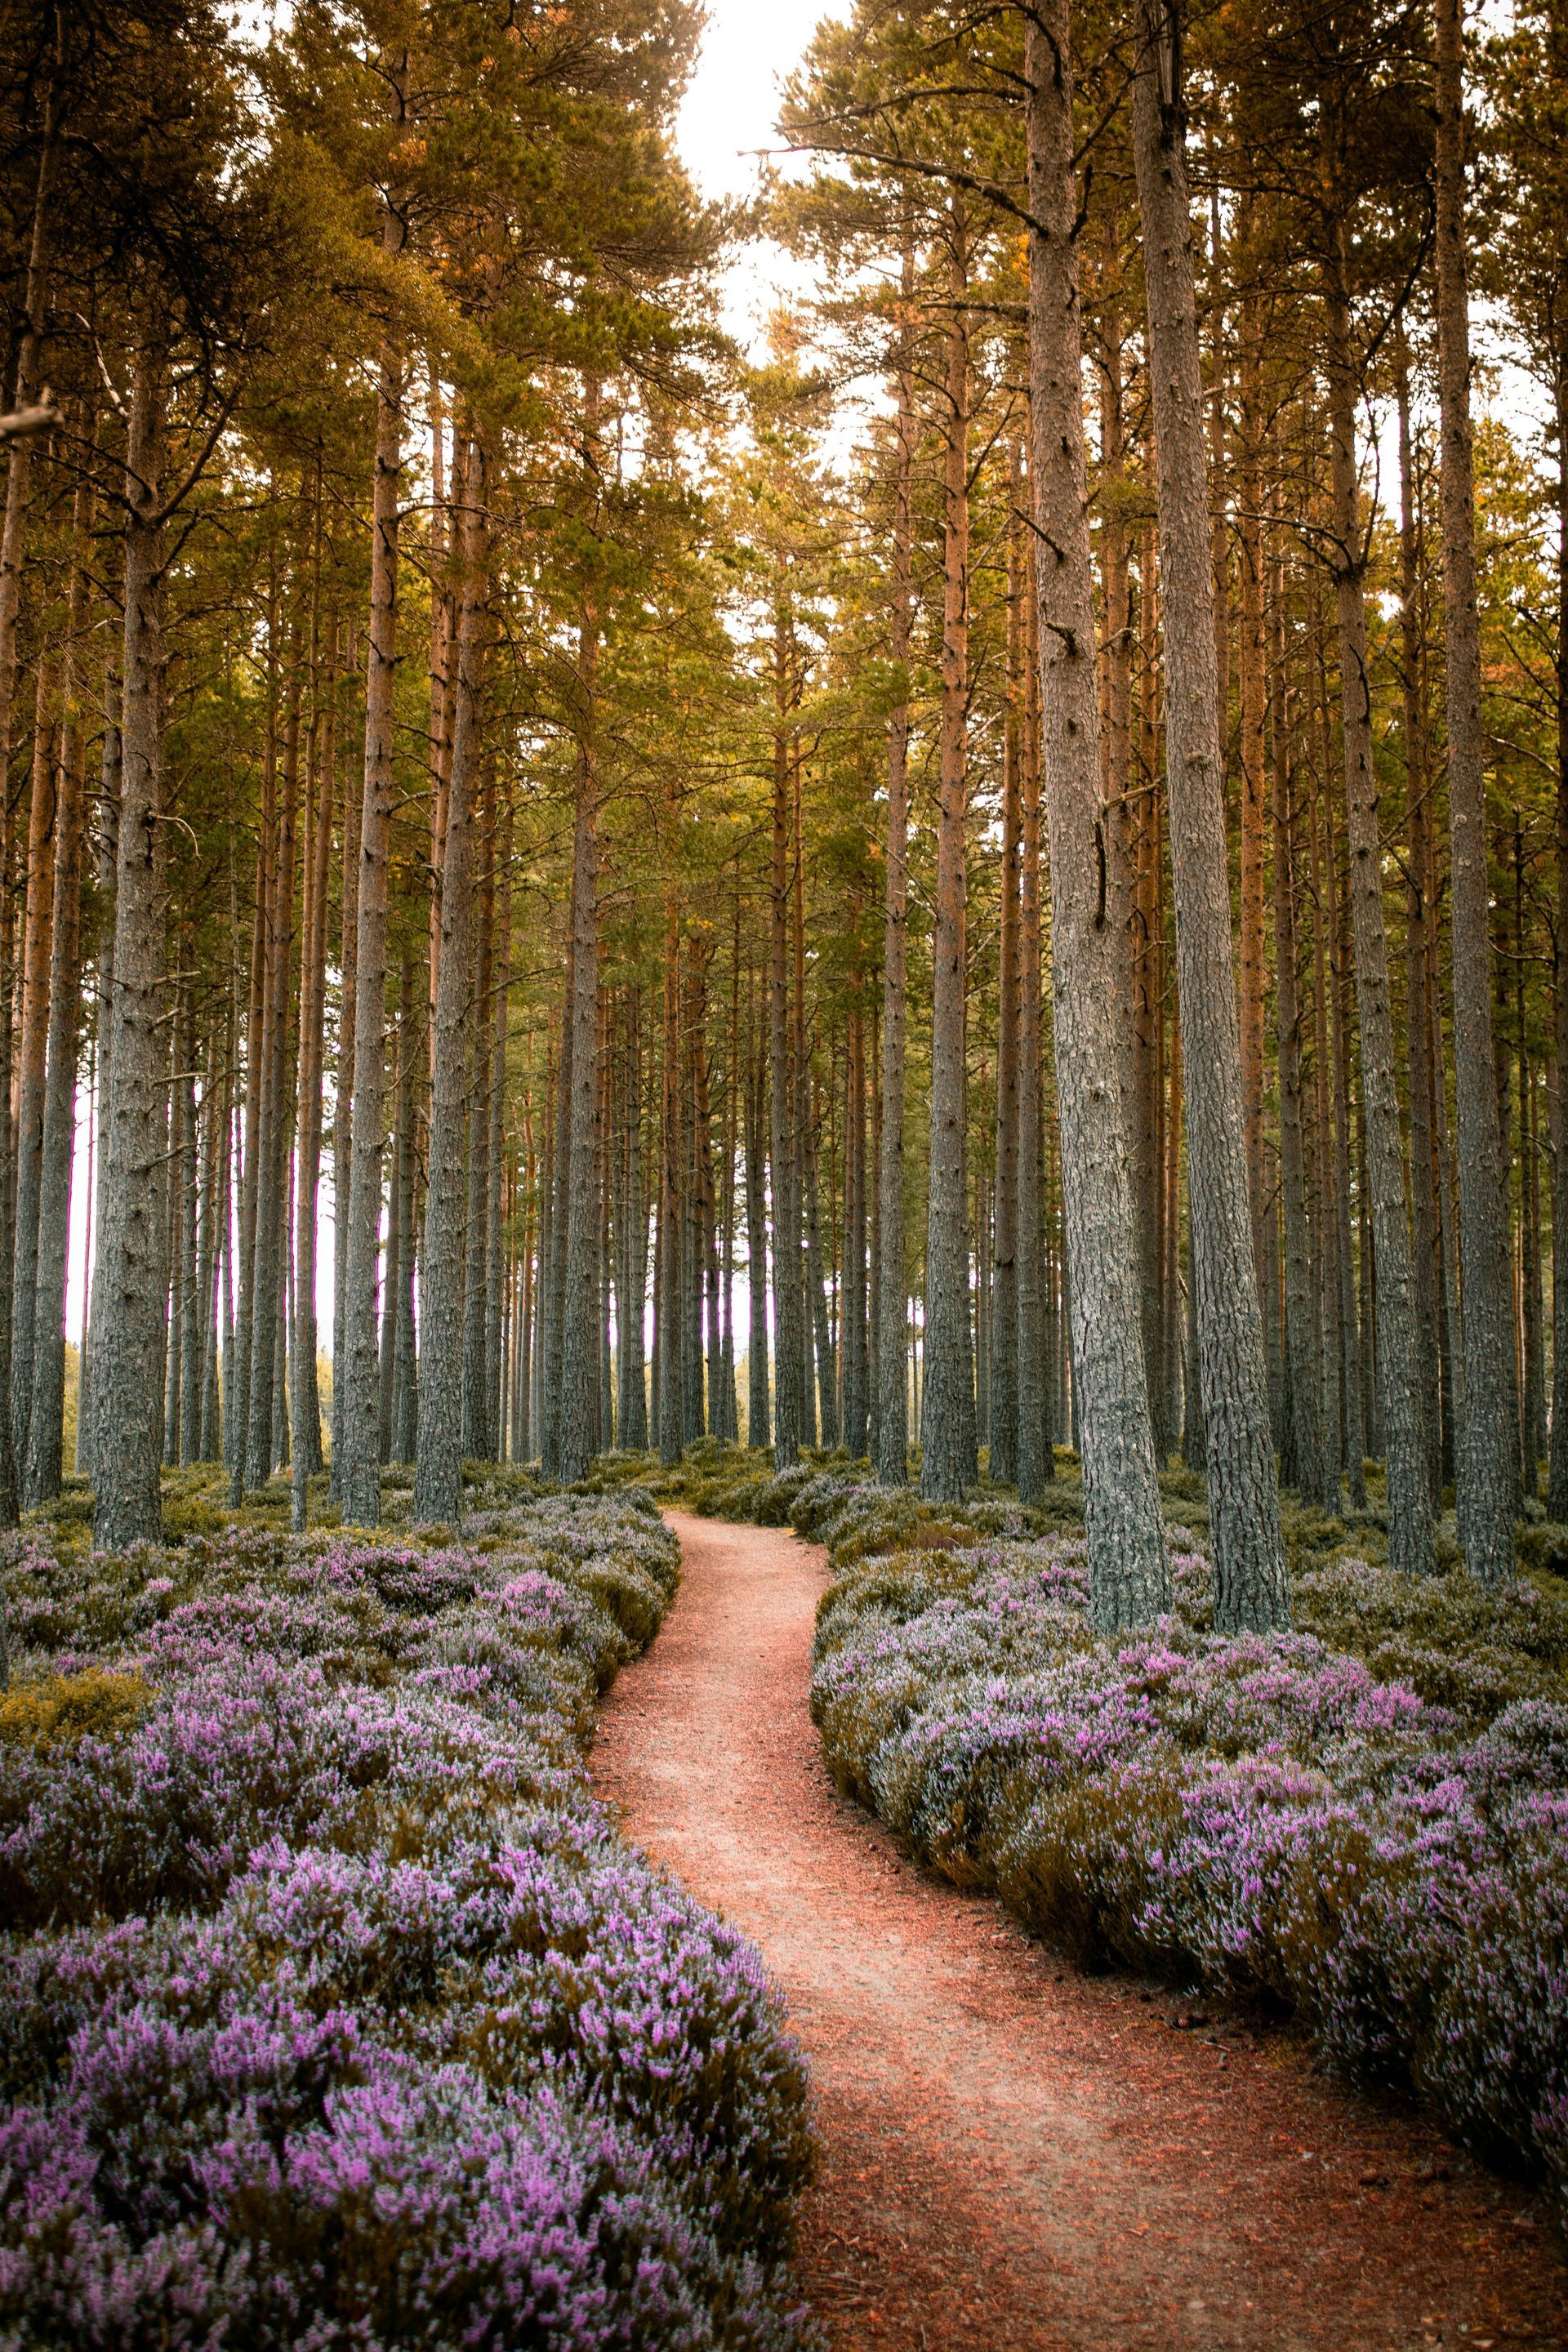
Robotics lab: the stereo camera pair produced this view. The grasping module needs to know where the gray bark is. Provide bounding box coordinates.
[92,352,170,1550]
[414,442,484,1523]
[1435,0,1518,1581]
[559,610,602,1484]
[921,212,978,1505]
[337,303,403,1530]
[1131,0,1288,1631]
[876,249,914,1486]
[1321,255,1433,1574]
[990,466,1022,1487]
[1027,5,1167,1624]
[25,529,85,1506]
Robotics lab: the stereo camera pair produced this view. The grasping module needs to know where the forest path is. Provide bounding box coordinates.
[591,1512,1564,2352]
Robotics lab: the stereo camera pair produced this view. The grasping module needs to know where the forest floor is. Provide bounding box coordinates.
[591,1511,1568,2352]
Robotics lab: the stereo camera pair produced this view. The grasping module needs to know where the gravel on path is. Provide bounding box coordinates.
[590,1509,1566,2352]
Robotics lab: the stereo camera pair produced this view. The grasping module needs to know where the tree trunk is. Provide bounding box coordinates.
[11,652,56,1474]
[462,775,495,1456]
[1238,256,1269,1309]
[1549,356,1568,1520]
[1131,0,1287,1630]
[1321,238,1433,1574]
[338,291,403,1528]
[1017,528,1054,1496]
[1435,0,1518,1579]
[921,207,978,1504]
[1274,706,1329,1508]
[330,635,362,1494]
[876,247,914,1486]
[247,631,299,1490]
[991,448,1023,1486]
[414,437,485,1523]
[770,627,804,1470]
[1397,346,1446,1510]
[485,806,511,1458]
[25,474,87,1506]
[746,1002,770,1450]
[558,617,604,1480]
[93,350,170,1550]
[1027,4,1167,1624]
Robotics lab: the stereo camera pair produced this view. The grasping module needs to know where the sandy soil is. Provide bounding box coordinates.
[590,1510,1566,2352]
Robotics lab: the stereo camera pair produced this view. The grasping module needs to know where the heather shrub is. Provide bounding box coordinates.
[0,1489,816,2349]
[804,1526,1568,2221]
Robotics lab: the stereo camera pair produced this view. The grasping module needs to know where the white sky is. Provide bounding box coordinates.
[675,0,836,351]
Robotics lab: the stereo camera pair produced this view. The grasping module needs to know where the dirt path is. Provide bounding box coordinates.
[592,1512,1565,2352]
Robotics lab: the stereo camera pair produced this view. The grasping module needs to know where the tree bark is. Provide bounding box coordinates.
[338,176,406,1529]
[1435,0,1519,1579]
[559,577,603,1481]
[93,350,170,1550]
[921,206,978,1504]
[1321,237,1433,1573]
[991,443,1023,1486]
[876,246,915,1486]
[1132,0,1288,1630]
[1397,347,1446,1509]
[11,649,56,1474]
[25,468,88,1505]
[1027,4,1167,1624]
[414,436,485,1523]
[1549,354,1568,1519]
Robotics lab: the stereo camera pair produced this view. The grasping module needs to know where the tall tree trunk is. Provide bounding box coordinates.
[461,774,494,1455]
[1321,231,1433,1573]
[876,244,914,1486]
[1549,355,1568,1520]
[485,806,511,1459]
[1131,0,1287,1630]
[1017,524,1054,1496]
[559,595,602,1481]
[93,349,170,1550]
[990,447,1023,1486]
[921,206,978,1504]
[844,996,869,1457]
[293,626,332,1485]
[1027,4,1167,1623]
[414,435,484,1523]
[620,989,650,1450]
[330,635,361,1495]
[247,633,299,1490]
[391,980,420,1465]
[25,470,87,1506]
[1397,346,1446,1510]
[1435,0,1517,1579]
[746,1002,770,1451]
[338,173,406,1529]
[11,652,56,1472]
[770,626,804,1470]
[1238,253,1269,1312]
[1274,706,1329,1508]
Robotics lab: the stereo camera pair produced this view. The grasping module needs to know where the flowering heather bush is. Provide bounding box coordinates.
[806,1525,1568,2225]
[0,1490,814,2350]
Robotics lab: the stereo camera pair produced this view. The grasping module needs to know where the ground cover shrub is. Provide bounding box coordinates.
[0,1486,814,2350]
[627,1442,1565,2229]
[804,1524,1568,2226]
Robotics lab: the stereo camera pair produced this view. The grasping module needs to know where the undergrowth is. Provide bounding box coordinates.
[605,1440,1568,2233]
[0,1476,816,2350]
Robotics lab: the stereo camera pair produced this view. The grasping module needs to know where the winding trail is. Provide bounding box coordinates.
[592,1512,1565,2352]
